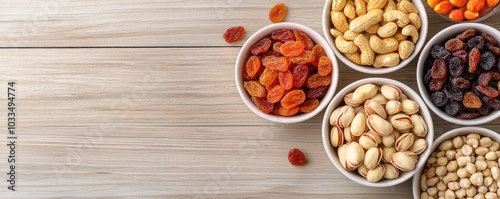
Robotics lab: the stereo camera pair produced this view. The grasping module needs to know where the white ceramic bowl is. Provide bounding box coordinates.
[416,23,500,125]
[322,0,428,74]
[322,78,434,187]
[412,127,500,199]
[235,22,339,123]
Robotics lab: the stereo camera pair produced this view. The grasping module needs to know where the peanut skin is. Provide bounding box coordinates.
[354,34,375,65]
[349,9,384,33]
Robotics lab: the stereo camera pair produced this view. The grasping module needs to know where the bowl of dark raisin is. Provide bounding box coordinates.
[417,23,500,125]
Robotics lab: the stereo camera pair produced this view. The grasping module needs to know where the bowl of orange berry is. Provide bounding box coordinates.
[427,0,499,22]
[235,22,339,123]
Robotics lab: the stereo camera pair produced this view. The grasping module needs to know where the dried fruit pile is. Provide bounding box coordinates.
[428,0,499,21]
[243,29,334,116]
[423,28,500,119]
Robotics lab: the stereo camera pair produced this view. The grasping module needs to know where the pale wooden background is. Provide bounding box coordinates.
[0,0,499,198]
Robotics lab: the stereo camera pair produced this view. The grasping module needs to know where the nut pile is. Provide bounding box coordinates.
[420,134,500,199]
[329,0,422,68]
[329,83,428,182]
[423,28,500,119]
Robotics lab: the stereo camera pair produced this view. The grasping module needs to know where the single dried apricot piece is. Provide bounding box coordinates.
[259,67,278,88]
[278,70,293,90]
[280,41,305,57]
[449,9,465,21]
[463,92,482,108]
[311,45,326,67]
[318,56,333,76]
[250,38,272,55]
[300,99,320,113]
[251,97,274,114]
[288,148,307,166]
[306,86,329,99]
[271,29,295,42]
[246,56,261,78]
[306,73,332,89]
[292,64,309,88]
[290,50,315,64]
[244,81,267,98]
[223,26,245,43]
[269,3,287,23]
[464,10,480,20]
[428,0,442,8]
[487,0,499,7]
[434,1,454,14]
[279,105,300,116]
[467,0,486,12]
[468,48,481,73]
[450,0,468,7]
[478,5,489,15]
[293,29,314,50]
[262,55,289,72]
[267,85,285,103]
[281,89,306,109]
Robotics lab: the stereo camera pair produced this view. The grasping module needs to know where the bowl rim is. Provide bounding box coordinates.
[416,23,500,125]
[235,22,339,123]
[321,0,429,74]
[412,126,500,199]
[322,77,434,187]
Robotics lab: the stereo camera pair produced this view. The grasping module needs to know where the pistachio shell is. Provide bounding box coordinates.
[364,147,383,169]
[338,144,350,170]
[382,146,397,163]
[330,107,341,126]
[359,132,381,150]
[367,114,393,136]
[381,84,402,100]
[382,132,396,147]
[358,164,369,178]
[330,126,344,147]
[390,152,417,171]
[395,132,415,152]
[409,138,427,154]
[370,93,388,106]
[364,99,387,119]
[346,142,365,169]
[401,99,419,115]
[344,92,361,107]
[352,83,378,104]
[366,164,385,182]
[390,113,414,133]
[350,112,367,136]
[383,163,399,179]
[385,100,402,115]
[411,114,428,137]
[338,105,356,128]
[344,127,359,142]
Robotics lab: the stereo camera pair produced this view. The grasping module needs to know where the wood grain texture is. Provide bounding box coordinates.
[0,0,498,198]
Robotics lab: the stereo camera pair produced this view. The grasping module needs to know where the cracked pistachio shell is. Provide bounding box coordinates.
[330,105,355,128]
[358,164,369,178]
[366,164,386,182]
[338,144,350,171]
[395,132,415,152]
[364,147,383,169]
[330,126,344,147]
[410,114,428,137]
[344,127,359,142]
[364,99,387,119]
[350,112,367,136]
[352,83,378,104]
[409,138,427,154]
[381,84,402,101]
[346,142,365,169]
[390,152,417,171]
[382,132,396,147]
[401,99,419,115]
[359,132,381,150]
[344,92,361,107]
[390,113,414,133]
[383,163,399,179]
[367,114,393,136]
[382,146,397,163]
[370,93,388,106]
[385,100,402,115]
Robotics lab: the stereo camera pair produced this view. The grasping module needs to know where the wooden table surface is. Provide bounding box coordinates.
[0,1,499,198]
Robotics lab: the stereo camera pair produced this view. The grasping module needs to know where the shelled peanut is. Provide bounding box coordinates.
[420,134,500,199]
[428,0,499,21]
[329,0,422,68]
[329,83,429,182]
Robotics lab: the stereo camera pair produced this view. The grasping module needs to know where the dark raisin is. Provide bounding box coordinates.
[467,36,485,50]
[431,59,447,79]
[450,77,471,90]
[483,96,500,110]
[431,91,448,107]
[444,84,464,101]
[445,100,461,116]
[452,50,468,63]
[475,85,499,98]
[478,105,491,115]
[456,28,476,41]
[461,72,475,81]
[486,43,500,55]
[492,72,500,81]
[480,52,496,71]
[477,72,492,87]
[431,45,451,60]
[424,69,433,85]
[468,48,481,73]
[455,112,481,119]
[449,57,464,77]
[445,38,466,52]
[481,32,497,46]
[429,78,446,91]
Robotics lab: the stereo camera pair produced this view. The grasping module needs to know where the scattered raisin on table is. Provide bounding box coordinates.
[288,148,307,166]
[269,3,287,23]
[223,26,245,43]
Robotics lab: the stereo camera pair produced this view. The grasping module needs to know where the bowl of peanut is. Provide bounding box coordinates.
[322,77,434,187]
[426,0,499,22]
[322,0,428,74]
[413,127,500,199]
[236,22,339,123]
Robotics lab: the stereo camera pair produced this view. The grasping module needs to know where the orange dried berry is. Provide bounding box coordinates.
[259,67,278,88]
[293,29,314,50]
[289,50,315,64]
[428,0,442,8]
[311,45,326,67]
[267,85,285,103]
[269,3,287,23]
[450,0,468,7]
[449,9,465,21]
[478,5,489,15]
[487,0,499,7]
[278,70,293,90]
[464,10,480,19]
[244,81,267,98]
[318,56,333,76]
[300,99,320,113]
[305,73,332,89]
[262,55,289,72]
[279,105,300,116]
[280,41,305,57]
[246,55,261,78]
[273,42,283,54]
[463,92,482,108]
[434,1,454,14]
[467,0,486,12]
[281,89,306,109]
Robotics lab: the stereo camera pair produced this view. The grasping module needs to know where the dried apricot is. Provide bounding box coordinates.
[293,29,314,50]
[464,10,480,20]
[251,97,274,114]
[281,89,306,109]
[450,0,468,7]
[269,3,287,23]
[262,55,289,72]
[318,56,333,76]
[487,0,499,7]
[223,26,245,43]
[463,92,482,108]
[434,1,454,14]
[250,38,272,55]
[428,0,443,8]
[467,0,486,12]
[280,41,305,57]
[306,73,332,89]
[278,70,293,90]
[300,99,320,113]
[449,9,465,21]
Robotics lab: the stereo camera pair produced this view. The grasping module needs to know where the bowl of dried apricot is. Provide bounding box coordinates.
[322,0,428,74]
[426,0,499,22]
[235,22,339,123]
[417,23,500,125]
